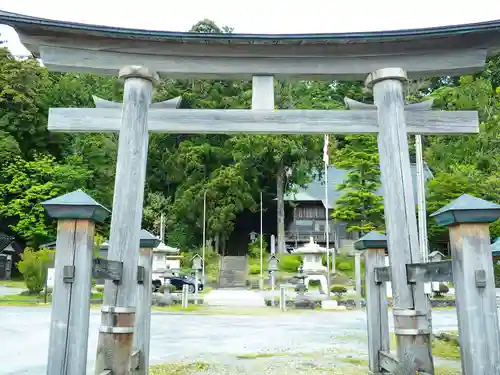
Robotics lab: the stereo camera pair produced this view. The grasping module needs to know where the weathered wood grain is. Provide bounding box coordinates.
[133,247,154,375]
[406,261,453,283]
[370,68,434,373]
[354,253,362,308]
[364,248,390,373]
[93,95,181,109]
[449,223,500,374]
[344,97,434,111]
[39,45,488,79]
[47,219,95,375]
[48,107,479,135]
[95,68,155,375]
[374,261,453,283]
[92,258,123,281]
[379,351,399,373]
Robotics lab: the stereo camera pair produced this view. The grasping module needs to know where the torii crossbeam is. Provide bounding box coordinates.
[48,106,478,135]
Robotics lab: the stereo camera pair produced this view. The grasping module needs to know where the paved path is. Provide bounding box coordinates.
[0,286,24,296]
[0,307,464,375]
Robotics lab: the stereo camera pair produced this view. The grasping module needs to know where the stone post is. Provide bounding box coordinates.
[95,66,158,375]
[269,234,277,306]
[354,232,390,374]
[43,190,110,375]
[366,68,433,373]
[133,230,160,375]
[354,252,362,308]
[431,194,500,375]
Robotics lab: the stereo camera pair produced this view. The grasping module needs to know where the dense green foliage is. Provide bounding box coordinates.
[0,20,499,255]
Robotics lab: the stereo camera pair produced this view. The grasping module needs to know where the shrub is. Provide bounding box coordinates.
[434,283,449,297]
[278,255,302,273]
[248,236,268,258]
[494,263,500,288]
[331,284,348,298]
[17,248,54,295]
[308,279,321,288]
[248,263,261,275]
[95,285,105,293]
[337,261,353,272]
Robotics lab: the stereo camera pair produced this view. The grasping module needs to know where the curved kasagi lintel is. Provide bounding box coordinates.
[3,10,498,79]
[344,97,434,111]
[92,95,182,109]
[1,9,500,44]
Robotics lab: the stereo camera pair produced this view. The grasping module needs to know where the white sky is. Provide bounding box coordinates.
[1,0,500,56]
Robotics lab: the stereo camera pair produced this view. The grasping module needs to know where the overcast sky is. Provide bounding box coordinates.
[2,0,500,56]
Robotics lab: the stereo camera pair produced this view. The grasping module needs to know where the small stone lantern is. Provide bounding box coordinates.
[161,266,174,302]
[191,254,203,303]
[268,254,279,273]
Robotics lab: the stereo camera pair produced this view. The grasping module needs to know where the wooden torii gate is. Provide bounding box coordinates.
[55,71,474,375]
[3,10,500,375]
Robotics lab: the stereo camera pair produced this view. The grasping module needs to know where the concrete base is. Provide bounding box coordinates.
[203,288,266,308]
[321,300,346,310]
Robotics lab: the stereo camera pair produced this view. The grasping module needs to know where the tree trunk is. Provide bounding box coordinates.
[277,162,285,254]
[215,233,220,255]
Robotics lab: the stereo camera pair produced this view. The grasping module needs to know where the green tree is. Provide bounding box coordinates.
[17,247,54,294]
[0,154,91,245]
[331,135,385,234]
[0,49,63,157]
[426,75,500,243]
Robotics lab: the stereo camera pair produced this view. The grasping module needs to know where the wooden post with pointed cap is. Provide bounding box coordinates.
[355,232,390,374]
[431,194,500,375]
[42,189,110,375]
[132,230,161,375]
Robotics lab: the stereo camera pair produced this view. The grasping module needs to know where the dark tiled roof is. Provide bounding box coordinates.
[0,233,14,252]
[285,163,433,209]
[1,10,500,45]
[492,237,500,257]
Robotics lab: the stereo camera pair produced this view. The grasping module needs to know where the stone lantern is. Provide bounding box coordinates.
[160,266,174,305]
[191,254,203,303]
[292,237,328,294]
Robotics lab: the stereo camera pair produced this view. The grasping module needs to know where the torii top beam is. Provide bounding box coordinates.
[1,10,500,80]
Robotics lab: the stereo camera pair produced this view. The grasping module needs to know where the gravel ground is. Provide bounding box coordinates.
[0,307,465,375]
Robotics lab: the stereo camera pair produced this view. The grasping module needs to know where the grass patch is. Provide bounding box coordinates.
[236,352,279,359]
[152,304,203,313]
[435,367,461,375]
[433,338,460,360]
[390,333,460,361]
[341,357,369,366]
[0,279,26,289]
[149,361,211,375]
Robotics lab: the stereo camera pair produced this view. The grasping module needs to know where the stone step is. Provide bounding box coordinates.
[219,256,248,288]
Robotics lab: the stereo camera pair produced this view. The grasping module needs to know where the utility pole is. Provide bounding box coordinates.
[415,134,430,294]
[202,191,206,285]
[260,191,264,290]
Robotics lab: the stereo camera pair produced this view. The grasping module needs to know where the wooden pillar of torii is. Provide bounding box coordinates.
[49,69,478,375]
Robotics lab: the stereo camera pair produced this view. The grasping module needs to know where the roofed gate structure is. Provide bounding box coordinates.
[2,10,500,375]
